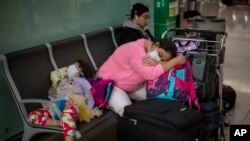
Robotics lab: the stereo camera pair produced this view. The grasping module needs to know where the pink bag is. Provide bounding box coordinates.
[147,60,200,111]
[88,78,115,109]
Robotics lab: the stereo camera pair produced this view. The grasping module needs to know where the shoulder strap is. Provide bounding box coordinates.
[168,69,173,80]
[161,69,171,86]
[186,59,200,111]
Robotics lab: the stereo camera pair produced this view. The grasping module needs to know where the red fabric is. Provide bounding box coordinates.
[61,102,78,136]
[29,108,52,126]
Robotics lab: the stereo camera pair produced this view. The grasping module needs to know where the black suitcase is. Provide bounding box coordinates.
[117,99,203,141]
[199,101,224,141]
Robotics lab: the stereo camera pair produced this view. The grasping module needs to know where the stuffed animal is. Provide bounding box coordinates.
[48,67,102,122]
[48,78,102,123]
[48,67,68,104]
[68,93,102,122]
[50,67,67,87]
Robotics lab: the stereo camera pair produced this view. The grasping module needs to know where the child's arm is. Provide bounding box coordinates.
[81,78,95,109]
[84,89,95,109]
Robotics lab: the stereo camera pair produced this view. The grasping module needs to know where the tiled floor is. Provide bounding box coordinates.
[215,3,250,141]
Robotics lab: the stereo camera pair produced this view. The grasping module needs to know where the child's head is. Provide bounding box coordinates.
[67,60,95,78]
[148,39,177,62]
[157,39,177,59]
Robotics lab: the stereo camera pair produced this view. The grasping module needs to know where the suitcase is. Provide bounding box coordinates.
[117,99,203,141]
[199,101,224,141]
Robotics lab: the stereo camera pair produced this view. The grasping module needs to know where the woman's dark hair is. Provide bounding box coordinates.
[154,39,177,58]
[131,3,149,19]
[75,60,95,78]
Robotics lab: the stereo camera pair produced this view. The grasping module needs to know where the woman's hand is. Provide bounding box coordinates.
[143,56,159,66]
[175,54,186,65]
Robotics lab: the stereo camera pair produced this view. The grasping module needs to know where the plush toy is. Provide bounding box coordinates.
[50,67,68,87]
[49,67,68,101]
[68,93,102,122]
[48,77,102,122]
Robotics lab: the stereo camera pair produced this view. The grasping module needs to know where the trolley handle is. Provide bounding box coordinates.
[165,28,228,37]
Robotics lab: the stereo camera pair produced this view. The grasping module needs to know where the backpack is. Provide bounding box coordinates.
[146,60,200,111]
[174,40,199,53]
[223,84,236,111]
[188,52,218,101]
[199,101,225,141]
[88,78,115,109]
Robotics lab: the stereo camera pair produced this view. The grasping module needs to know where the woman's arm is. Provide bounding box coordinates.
[159,54,186,72]
[143,56,159,66]
[131,54,186,80]
[143,54,186,69]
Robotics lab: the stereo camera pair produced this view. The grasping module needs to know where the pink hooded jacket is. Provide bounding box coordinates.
[98,39,164,92]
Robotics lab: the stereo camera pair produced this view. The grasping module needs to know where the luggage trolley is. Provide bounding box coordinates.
[162,28,228,141]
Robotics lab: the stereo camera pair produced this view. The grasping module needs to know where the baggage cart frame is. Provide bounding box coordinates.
[162,28,228,141]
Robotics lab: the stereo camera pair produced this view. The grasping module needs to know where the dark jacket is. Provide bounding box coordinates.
[120,20,155,45]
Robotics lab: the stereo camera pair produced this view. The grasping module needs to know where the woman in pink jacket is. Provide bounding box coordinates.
[97,39,185,116]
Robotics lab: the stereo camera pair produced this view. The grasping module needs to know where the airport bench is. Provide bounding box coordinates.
[0,26,122,141]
